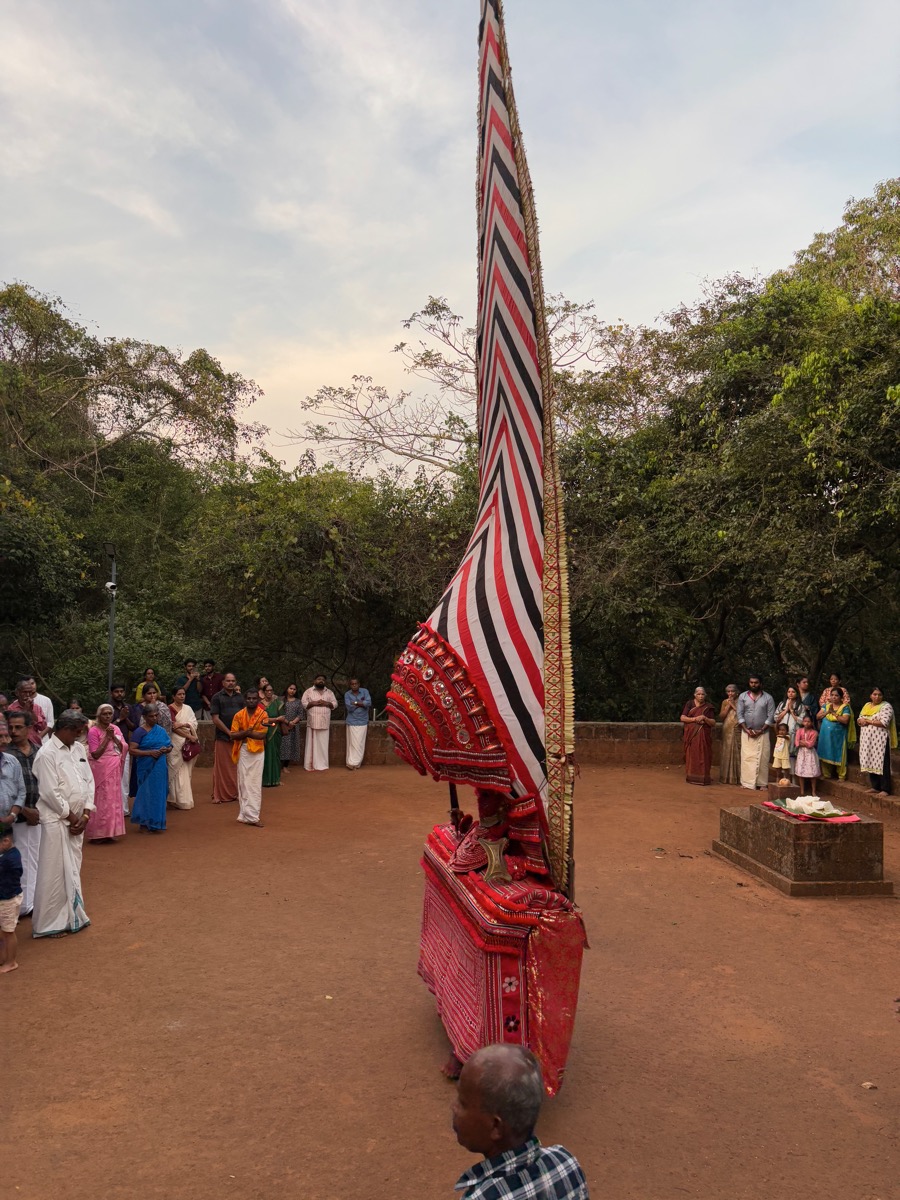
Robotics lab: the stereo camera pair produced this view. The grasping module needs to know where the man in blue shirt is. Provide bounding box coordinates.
[737,674,776,790]
[452,1044,589,1199]
[344,678,372,770]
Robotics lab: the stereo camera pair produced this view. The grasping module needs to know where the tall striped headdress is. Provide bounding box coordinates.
[387,0,574,892]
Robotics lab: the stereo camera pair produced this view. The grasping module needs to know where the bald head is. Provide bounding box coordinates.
[453,1044,544,1156]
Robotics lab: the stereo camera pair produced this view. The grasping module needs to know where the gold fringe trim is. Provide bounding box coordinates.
[494,0,575,896]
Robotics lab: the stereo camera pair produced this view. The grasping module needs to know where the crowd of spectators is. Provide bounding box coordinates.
[0,663,372,973]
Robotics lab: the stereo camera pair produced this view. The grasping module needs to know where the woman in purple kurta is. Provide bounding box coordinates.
[87,705,127,841]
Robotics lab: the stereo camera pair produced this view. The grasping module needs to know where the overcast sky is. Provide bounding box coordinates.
[2,0,898,459]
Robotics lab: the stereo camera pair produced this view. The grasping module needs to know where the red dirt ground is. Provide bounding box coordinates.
[9,764,900,1200]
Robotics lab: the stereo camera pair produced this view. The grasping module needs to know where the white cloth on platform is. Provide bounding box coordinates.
[346,724,367,768]
[31,734,94,937]
[740,730,771,790]
[237,743,264,824]
[12,821,41,915]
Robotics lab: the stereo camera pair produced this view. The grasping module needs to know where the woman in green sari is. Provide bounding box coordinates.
[262,683,285,787]
[817,686,856,780]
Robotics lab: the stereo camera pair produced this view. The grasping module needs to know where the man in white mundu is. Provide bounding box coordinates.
[344,678,372,770]
[229,687,268,827]
[31,709,95,938]
[737,675,776,790]
[302,675,337,771]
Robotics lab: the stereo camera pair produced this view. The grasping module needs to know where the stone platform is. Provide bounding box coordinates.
[712,804,894,897]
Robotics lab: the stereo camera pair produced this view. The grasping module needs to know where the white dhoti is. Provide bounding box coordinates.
[740,730,771,790]
[12,821,42,915]
[32,824,89,938]
[346,725,368,768]
[121,751,131,813]
[237,746,264,824]
[304,728,330,771]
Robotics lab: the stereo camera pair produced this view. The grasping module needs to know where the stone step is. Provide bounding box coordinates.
[817,776,900,822]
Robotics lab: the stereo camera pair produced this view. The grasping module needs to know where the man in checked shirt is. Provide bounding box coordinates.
[452,1044,589,1199]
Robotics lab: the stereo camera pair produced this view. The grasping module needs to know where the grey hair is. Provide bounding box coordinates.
[56,709,88,731]
[95,703,114,717]
[468,1044,544,1138]
[725,683,738,693]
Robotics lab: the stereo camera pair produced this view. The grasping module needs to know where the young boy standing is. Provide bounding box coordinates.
[0,826,24,974]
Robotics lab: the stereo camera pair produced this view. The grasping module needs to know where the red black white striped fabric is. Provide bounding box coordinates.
[388,0,550,823]
[428,0,546,801]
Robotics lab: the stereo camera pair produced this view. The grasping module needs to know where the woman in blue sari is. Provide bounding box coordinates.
[129,706,173,833]
[817,686,856,780]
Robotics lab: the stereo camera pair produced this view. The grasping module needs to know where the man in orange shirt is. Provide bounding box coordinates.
[229,687,269,827]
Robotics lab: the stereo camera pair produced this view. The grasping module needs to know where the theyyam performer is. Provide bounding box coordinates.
[387,0,586,1094]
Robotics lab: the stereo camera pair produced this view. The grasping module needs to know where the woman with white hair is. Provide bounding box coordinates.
[86,704,127,841]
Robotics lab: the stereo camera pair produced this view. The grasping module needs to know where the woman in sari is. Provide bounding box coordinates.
[280,683,304,772]
[86,704,127,842]
[129,683,171,799]
[818,672,851,716]
[168,685,199,810]
[681,687,716,785]
[858,688,897,798]
[262,683,285,787]
[129,706,173,832]
[718,684,741,785]
[817,686,856,780]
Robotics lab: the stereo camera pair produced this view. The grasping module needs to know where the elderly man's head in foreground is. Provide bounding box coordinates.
[452,1044,544,1157]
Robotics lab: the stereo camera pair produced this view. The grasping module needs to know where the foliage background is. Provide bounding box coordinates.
[2,181,898,718]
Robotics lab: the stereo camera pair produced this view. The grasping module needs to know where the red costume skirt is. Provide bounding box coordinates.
[418,824,586,1096]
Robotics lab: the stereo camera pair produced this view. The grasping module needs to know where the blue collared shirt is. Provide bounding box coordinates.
[455,1137,589,1199]
[344,688,372,726]
[0,752,26,822]
[737,690,776,731]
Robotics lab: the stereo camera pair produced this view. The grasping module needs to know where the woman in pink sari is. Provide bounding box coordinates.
[87,704,127,842]
[680,686,717,785]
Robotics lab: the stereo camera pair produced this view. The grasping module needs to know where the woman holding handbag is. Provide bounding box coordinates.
[168,685,200,810]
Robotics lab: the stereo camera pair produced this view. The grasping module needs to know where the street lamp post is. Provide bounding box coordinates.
[104,543,116,694]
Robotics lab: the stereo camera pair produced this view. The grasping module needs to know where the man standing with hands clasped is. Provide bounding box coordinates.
[302,675,337,771]
[31,709,95,938]
[737,674,776,790]
[229,687,269,827]
[210,673,243,804]
[451,1043,589,1199]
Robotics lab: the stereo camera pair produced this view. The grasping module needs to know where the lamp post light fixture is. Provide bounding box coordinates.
[104,543,117,694]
